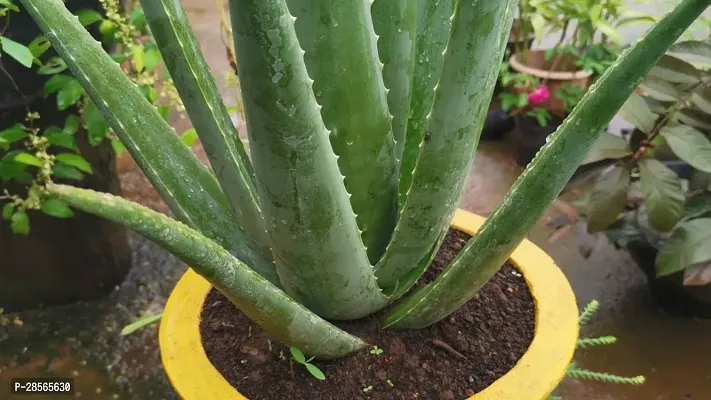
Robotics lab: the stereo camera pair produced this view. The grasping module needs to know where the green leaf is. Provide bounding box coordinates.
[677,108,711,130]
[669,40,711,63]
[41,198,74,218]
[305,363,326,381]
[287,0,398,263]
[0,151,29,181]
[595,20,622,43]
[130,6,147,32]
[57,78,84,110]
[46,131,78,151]
[0,0,19,12]
[639,158,685,232]
[639,76,682,101]
[290,347,306,364]
[52,163,84,180]
[131,44,145,73]
[2,203,15,220]
[37,57,68,75]
[120,313,162,335]
[48,183,365,359]
[660,125,711,172]
[56,153,92,174]
[63,114,81,135]
[648,54,700,84]
[0,124,28,145]
[85,99,109,146]
[11,210,29,235]
[691,87,711,115]
[684,193,711,220]
[582,133,632,165]
[617,93,657,134]
[586,166,631,233]
[13,152,43,167]
[144,48,162,70]
[180,128,198,148]
[27,35,51,58]
[77,9,103,26]
[44,74,72,94]
[1,36,34,67]
[656,218,711,276]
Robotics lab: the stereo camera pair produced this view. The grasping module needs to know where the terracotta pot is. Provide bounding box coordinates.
[509,50,592,118]
[160,209,579,400]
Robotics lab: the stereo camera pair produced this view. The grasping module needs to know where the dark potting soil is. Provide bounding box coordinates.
[200,228,535,400]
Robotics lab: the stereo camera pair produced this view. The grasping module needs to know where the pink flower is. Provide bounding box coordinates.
[527,86,550,105]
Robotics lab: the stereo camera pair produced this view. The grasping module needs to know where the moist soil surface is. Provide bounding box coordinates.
[200,228,535,399]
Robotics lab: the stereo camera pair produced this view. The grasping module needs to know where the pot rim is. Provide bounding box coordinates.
[160,209,579,400]
[509,50,593,81]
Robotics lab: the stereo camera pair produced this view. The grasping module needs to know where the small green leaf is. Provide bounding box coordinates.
[44,74,73,95]
[180,128,198,148]
[1,36,34,68]
[77,9,103,26]
[144,49,162,70]
[305,363,326,381]
[13,152,43,167]
[41,198,74,218]
[46,132,78,151]
[691,87,711,115]
[27,36,51,58]
[617,94,657,134]
[52,163,84,181]
[669,40,711,63]
[0,151,28,181]
[57,79,85,110]
[656,218,711,276]
[582,133,632,165]
[685,193,711,220]
[594,20,622,43]
[85,99,109,147]
[586,166,631,233]
[2,203,15,220]
[648,54,701,84]
[639,76,682,102]
[289,347,306,364]
[120,313,162,335]
[37,57,68,75]
[63,115,81,135]
[0,124,28,145]
[639,158,685,232]
[132,44,145,73]
[111,139,126,155]
[0,0,19,12]
[11,210,30,235]
[130,7,147,32]
[660,125,711,173]
[677,109,711,131]
[56,153,93,174]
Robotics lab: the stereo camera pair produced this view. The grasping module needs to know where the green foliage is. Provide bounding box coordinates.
[290,347,326,381]
[17,0,711,360]
[370,346,384,356]
[120,313,162,335]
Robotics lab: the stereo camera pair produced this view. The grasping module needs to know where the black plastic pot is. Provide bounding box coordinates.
[480,109,515,141]
[512,114,565,167]
[626,241,711,319]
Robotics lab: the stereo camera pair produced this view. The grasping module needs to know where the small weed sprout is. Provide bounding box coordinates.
[289,347,326,381]
[387,379,394,387]
[370,346,384,356]
[362,385,373,393]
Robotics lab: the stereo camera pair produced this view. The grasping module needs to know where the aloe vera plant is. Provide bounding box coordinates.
[17,0,711,359]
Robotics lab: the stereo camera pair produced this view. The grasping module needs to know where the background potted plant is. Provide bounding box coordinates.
[0,0,196,310]
[568,38,711,318]
[13,0,710,398]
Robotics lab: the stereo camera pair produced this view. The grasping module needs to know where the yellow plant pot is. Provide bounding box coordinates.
[160,209,579,400]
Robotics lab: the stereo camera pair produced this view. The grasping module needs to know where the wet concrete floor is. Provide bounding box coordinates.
[2,0,711,399]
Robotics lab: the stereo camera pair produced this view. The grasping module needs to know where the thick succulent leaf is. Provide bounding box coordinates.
[648,54,701,84]
[141,0,270,254]
[287,0,398,262]
[372,0,418,163]
[21,0,278,284]
[660,125,711,172]
[397,0,457,208]
[585,166,631,233]
[48,184,365,359]
[383,0,711,329]
[639,76,682,101]
[374,0,516,291]
[582,133,633,165]
[639,158,685,232]
[684,193,711,220]
[656,218,711,277]
[617,93,657,134]
[228,0,388,319]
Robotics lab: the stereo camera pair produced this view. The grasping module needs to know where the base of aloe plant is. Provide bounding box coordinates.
[159,209,579,400]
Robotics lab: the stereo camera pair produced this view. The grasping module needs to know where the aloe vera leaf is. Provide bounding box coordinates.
[20,0,278,285]
[141,0,271,253]
[384,0,711,329]
[49,184,365,359]
[397,0,458,208]
[374,0,516,291]
[372,0,418,163]
[286,0,399,262]
[227,0,389,319]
